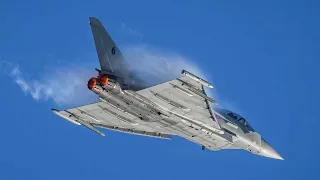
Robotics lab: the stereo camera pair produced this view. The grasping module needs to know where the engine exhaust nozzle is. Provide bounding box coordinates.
[87,77,97,90]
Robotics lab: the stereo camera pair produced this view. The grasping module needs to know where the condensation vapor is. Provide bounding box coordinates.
[0,61,97,107]
[1,45,216,108]
[124,45,206,86]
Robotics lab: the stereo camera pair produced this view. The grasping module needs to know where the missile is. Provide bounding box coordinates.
[170,83,193,96]
[181,70,213,88]
[187,86,218,105]
[123,90,171,117]
[150,90,190,111]
[51,109,105,136]
[172,111,224,135]
[99,97,136,117]
[98,105,139,125]
[176,79,218,105]
[73,116,105,136]
[78,109,101,122]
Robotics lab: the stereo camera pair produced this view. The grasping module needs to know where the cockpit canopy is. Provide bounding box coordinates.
[214,108,254,132]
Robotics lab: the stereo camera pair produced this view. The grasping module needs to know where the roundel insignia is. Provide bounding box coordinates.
[111,47,116,55]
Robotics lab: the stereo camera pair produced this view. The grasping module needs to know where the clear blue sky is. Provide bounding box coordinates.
[0,0,319,179]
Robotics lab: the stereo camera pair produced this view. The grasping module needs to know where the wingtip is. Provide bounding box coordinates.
[51,108,59,112]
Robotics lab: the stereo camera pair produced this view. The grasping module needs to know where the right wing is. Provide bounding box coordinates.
[136,75,221,132]
[133,74,233,150]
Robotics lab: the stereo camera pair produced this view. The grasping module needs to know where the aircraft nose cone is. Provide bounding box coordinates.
[261,139,284,160]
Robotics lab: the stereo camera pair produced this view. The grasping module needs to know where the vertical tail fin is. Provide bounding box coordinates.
[89,17,130,78]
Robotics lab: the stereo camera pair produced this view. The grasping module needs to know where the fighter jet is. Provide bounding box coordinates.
[52,17,283,160]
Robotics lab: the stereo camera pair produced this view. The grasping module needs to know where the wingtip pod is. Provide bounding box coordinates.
[181,70,214,88]
[51,109,81,125]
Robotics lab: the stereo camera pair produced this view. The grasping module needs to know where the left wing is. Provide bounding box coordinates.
[52,102,171,139]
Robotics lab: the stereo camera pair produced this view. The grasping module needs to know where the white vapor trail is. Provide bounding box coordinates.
[124,45,207,86]
[1,61,97,107]
[1,45,215,108]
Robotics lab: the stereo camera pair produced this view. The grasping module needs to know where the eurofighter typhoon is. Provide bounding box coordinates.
[52,17,283,160]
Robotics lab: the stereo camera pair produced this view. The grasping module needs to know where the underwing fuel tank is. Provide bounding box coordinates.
[181,70,213,88]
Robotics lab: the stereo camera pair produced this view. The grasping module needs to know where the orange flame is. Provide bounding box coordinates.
[98,75,109,86]
[87,77,97,90]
